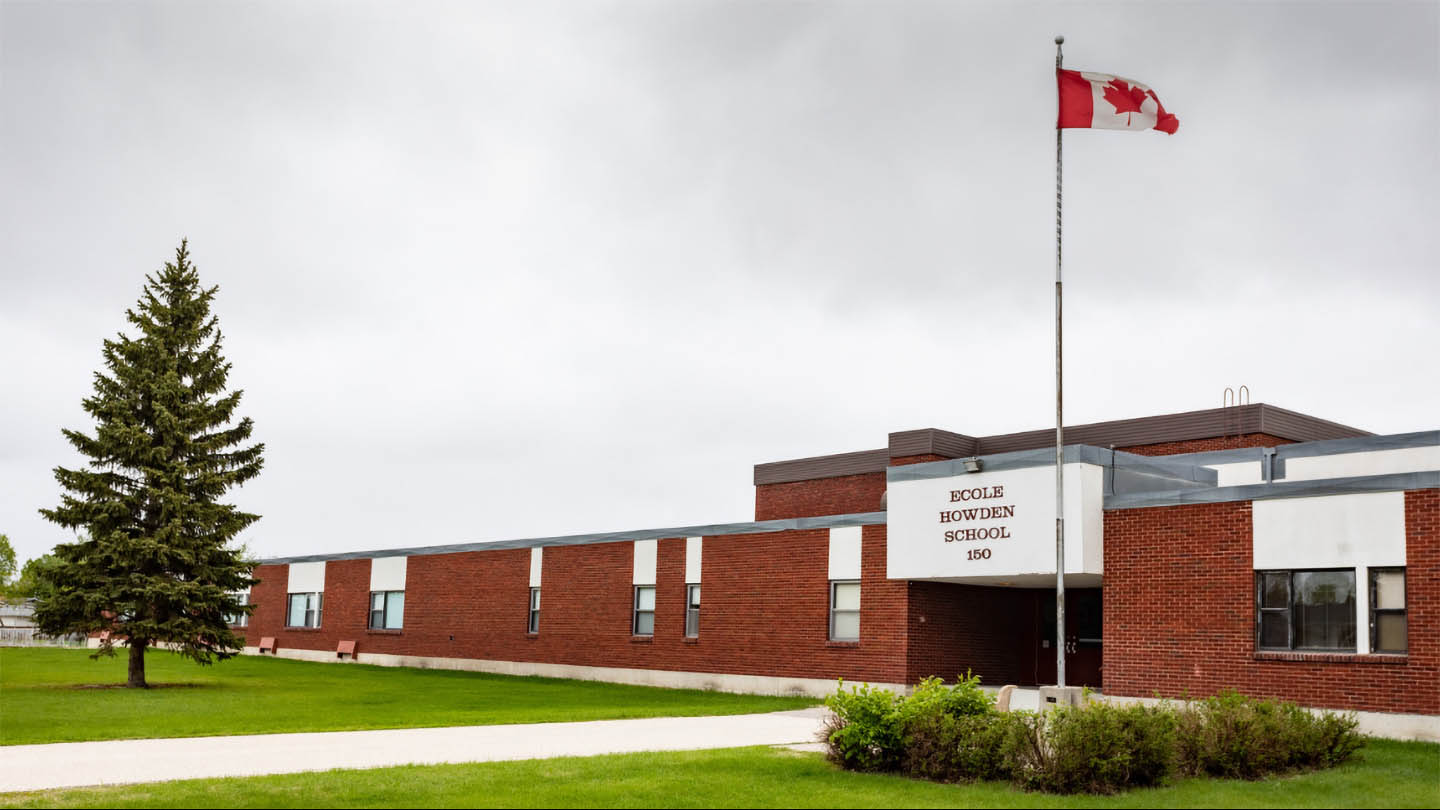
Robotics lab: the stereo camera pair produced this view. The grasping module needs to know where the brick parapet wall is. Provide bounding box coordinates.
[244,525,907,685]
[1117,433,1294,456]
[1102,493,1437,714]
[754,472,886,521]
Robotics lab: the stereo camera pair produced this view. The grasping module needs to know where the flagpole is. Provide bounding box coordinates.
[1053,34,1066,690]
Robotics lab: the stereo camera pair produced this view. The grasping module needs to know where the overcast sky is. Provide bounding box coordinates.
[2,1,1436,566]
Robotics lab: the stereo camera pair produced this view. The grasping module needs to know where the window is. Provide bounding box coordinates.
[830,580,860,642]
[1370,568,1407,653]
[286,592,323,628]
[633,585,655,636]
[1256,570,1355,651]
[226,590,249,627]
[369,590,404,630]
[685,584,700,638]
[528,587,541,634]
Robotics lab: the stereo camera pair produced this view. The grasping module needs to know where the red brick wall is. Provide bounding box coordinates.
[754,472,886,521]
[1102,493,1437,713]
[245,524,908,685]
[1118,433,1294,456]
[906,583,1038,686]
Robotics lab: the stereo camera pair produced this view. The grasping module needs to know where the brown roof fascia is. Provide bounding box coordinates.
[887,428,979,460]
[752,448,889,486]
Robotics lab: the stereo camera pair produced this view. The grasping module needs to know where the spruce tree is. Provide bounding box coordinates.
[39,241,264,687]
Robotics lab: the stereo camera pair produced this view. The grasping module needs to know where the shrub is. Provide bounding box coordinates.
[823,680,1364,794]
[896,673,995,726]
[822,681,904,772]
[1003,702,1177,794]
[824,673,996,774]
[902,711,1024,783]
[1174,690,1363,779]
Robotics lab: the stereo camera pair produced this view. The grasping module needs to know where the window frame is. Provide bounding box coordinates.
[368,590,405,630]
[226,590,250,628]
[829,580,860,642]
[286,591,323,628]
[1369,567,1407,654]
[685,584,700,638]
[528,586,541,634]
[1255,568,1357,653]
[633,585,655,637]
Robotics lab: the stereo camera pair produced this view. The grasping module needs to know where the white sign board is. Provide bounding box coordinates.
[887,463,1104,582]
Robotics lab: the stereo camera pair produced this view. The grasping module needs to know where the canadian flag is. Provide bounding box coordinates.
[1057,69,1178,134]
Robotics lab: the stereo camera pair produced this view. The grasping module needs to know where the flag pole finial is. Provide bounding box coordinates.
[1055,34,1064,44]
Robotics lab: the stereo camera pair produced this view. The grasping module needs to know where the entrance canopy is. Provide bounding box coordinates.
[886,445,1213,585]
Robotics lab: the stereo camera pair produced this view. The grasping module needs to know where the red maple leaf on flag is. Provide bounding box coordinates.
[1102,78,1148,125]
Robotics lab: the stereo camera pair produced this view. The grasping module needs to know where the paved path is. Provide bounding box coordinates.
[0,708,828,793]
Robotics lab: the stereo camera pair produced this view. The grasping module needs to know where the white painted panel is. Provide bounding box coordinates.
[632,539,657,586]
[685,537,702,584]
[887,463,1103,581]
[369,557,407,592]
[1252,492,1406,569]
[529,547,543,588]
[1283,446,1439,481]
[1081,465,1105,573]
[828,526,862,580]
[1208,461,1264,487]
[287,561,326,593]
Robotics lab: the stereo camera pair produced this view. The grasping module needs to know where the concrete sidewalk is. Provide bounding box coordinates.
[0,708,828,794]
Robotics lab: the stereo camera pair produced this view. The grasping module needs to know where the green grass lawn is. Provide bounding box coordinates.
[2,742,1437,808]
[0,647,816,746]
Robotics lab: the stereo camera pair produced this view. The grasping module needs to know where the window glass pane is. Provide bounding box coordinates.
[636,586,655,611]
[1261,573,1289,609]
[288,593,307,626]
[1293,571,1355,649]
[385,592,404,629]
[530,588,541,610]
[1259,612,1288,648]
[832,611,859,641]
[1375,613,1407,652]
[372,592,383,611]
[1374,570,1405,610]
[833,582,860,611]
[370,610,383,629]
[635,611,654,636]
[689,585,700,608]
[686,609,699,637]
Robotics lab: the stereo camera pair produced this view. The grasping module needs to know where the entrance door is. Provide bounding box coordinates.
[1035,589,1103,689]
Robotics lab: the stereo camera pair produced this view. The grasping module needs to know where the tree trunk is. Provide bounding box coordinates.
[127,639,148,688]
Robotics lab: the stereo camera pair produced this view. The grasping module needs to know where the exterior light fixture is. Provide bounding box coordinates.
[963,457,983,473]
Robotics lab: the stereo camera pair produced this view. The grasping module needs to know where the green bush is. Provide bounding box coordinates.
[823,681,1364,794]
[896,673,995,725]
[824,674,995,774]
[1004,702,1177,794]
[822,681,904,772]
[901,710,1023,783]
[1174,690,1363,779]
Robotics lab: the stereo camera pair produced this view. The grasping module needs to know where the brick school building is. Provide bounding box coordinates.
[225,403,1437,722]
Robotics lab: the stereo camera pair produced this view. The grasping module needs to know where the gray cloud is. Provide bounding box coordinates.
[2,1,1436,565]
